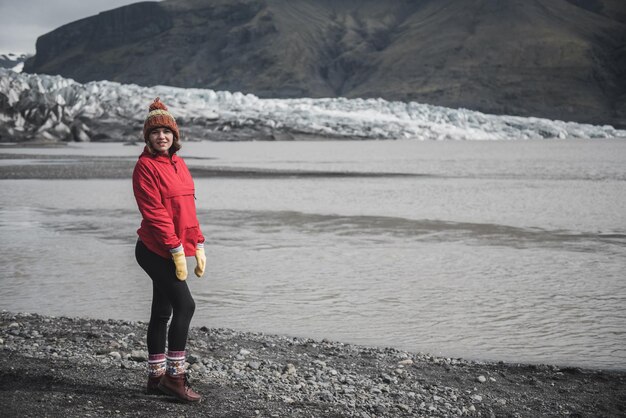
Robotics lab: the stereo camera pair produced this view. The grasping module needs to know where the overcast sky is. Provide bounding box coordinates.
[0,0,159,55]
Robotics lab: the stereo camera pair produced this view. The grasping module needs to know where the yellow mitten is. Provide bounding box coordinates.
[194,244,206,278]
[171,246,188,281]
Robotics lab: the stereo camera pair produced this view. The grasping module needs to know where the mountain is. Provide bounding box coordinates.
[22,0,626,128]
[0,54,32,72]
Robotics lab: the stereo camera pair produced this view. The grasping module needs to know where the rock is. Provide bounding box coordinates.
[477,375,487,383]
[397,404,411,412]
[239,348,251,356]
[398,359,413,366]
[471,394,483,402]
[283,364,297,375]
[248,361,261,370]
[381,373,393,383]
[108,351,122,360]
[191,363,205,373]
[313,360,326,368]
[129,350,147,362]
[319,390,333,402]
[8,322,19,329]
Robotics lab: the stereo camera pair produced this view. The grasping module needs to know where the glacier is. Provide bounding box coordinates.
[1,68,624,143]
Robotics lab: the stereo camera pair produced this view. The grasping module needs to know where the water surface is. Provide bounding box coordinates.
[1,139,625,369]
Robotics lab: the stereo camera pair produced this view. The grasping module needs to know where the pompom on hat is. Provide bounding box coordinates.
[143,97,180,141]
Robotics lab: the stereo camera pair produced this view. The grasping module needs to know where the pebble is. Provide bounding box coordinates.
[471,394,483,402]
[248,361,261,370]
[397,404,411,412]
[477,375,487,383]
[381,373,394,384]
[319,390,333,402]
[108,351,122,360]
[191,363,205,372]
[313,360,326,368]
[283,363,297,375]
[130,350,147,362]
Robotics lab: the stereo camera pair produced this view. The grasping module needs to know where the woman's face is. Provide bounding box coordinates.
[148,127,174,155]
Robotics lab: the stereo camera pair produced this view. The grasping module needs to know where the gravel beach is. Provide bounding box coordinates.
[1,311,624,417]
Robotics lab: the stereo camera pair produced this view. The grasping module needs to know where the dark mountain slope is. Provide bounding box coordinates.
[354,0,626,125]
[23,0,626,127]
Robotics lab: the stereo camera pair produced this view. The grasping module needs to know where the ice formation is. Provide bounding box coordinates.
[0,68,624,142]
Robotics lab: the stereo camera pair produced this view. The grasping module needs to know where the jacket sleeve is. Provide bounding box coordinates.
[197,224,205,245]
[133,160,181,250]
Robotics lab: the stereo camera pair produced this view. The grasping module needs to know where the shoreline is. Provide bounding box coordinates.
[2,311,624,417]
[0,152,421,179]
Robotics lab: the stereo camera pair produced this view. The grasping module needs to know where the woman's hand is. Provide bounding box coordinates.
[194,244,206,278]
[170,245,188,281]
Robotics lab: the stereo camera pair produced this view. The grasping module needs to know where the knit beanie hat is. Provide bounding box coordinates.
[143,97,179,141]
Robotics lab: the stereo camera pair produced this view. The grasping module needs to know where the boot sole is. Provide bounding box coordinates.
[158,383,202,403]
[146,387,166,396]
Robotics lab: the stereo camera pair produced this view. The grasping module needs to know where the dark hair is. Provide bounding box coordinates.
[144,128,182,157]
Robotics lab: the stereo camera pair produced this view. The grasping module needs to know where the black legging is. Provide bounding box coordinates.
[135,240,196,354]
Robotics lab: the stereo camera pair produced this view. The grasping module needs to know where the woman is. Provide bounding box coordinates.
[133,97,206,403]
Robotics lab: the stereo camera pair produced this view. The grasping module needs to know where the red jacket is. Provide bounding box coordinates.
[133,148,204,259]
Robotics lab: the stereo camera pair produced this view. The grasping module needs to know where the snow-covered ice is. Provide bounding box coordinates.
[0,68,624,142]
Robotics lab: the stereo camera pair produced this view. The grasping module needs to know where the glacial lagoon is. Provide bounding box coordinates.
[1,139,625,369]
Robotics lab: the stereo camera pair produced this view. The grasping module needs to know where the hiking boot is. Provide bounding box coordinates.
[147,375,164,395]
[158,373,202,403]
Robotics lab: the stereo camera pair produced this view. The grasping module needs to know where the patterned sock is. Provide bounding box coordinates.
[148,353,166,378]
[166,350,186,376]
